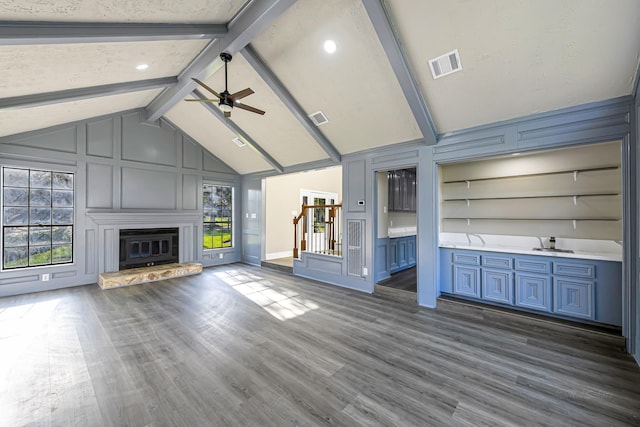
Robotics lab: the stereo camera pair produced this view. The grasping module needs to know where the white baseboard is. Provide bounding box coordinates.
[265,251,292,260]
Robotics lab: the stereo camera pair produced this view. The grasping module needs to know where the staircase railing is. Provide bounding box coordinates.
[293,202,342,258]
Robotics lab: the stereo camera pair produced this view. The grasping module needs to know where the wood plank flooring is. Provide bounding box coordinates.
[1,263,639,426]
[377,266,417,292]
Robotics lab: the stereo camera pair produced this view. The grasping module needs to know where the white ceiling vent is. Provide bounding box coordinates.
[232,137,246,147]
[308,110,329,126]
[429,49,462,79]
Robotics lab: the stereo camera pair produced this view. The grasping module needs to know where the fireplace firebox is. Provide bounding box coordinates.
[119,228,179,270]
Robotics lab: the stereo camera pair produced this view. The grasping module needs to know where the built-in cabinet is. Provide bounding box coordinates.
[388,168,416,212]
[389,235,416,274]
[376,235,417,281]
[440,248,621,326]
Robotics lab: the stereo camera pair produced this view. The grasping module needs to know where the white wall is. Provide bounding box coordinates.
[264,166,342,259]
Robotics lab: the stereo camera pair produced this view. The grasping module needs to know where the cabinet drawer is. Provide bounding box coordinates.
[453,252,480,266]
[482,256,512,270]
[515,259,550,274]
[553,262,595,279]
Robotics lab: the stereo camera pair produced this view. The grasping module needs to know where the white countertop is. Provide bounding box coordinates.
[439,243,622,262]
[388,227,417,238]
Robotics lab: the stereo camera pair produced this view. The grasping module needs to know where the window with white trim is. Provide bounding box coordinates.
[2,167,74,269]
[203,184,232,249]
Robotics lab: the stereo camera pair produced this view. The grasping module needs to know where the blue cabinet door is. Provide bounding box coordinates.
[388,240,398,271]
[482,269,513,305]
[454,266,481,298]
[407,236,416,265]
[553,278,594,320]
[397,239,408,268]
[516,273,551,312]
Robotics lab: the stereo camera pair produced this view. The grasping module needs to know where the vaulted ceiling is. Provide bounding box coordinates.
[1,0,639,175]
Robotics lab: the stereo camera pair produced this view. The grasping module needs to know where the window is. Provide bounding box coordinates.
[203,184,232,249]
[2,167,74,269]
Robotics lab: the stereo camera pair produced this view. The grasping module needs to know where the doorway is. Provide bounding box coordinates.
[374,168,417,295]
[300,189,339,254]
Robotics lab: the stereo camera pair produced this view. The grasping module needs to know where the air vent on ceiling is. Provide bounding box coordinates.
[232,137,246,147]
[308,110,329,126]
[428,49,462,79]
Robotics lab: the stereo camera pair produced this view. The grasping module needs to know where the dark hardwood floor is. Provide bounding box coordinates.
[1,263,639,426]
[377,266,417,292]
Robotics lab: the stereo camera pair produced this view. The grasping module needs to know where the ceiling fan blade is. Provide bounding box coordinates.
[191,78,221,99]
[235,103,266,115]
[224,111,231,118]
[229,88,254,100]
[184,99,219,102]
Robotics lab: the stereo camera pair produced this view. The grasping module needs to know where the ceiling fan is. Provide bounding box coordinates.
[186,52,265,118]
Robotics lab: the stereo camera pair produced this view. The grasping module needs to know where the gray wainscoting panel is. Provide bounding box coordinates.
[86,163,113,208]
[86,117,114,158]
[121,113,177,166]
[182,136,200,170]
[346,159,366,212]
[6,126,78,154]
[121,167,177,209]
[182,174,198,210]
[85,229,96,275]
[103,228,116,273]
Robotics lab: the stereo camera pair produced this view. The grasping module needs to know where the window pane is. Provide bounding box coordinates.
[4,247,28,268]
[29,207,51,225]
[29,227,51,245]
[3,207,28,225]
[53,172,73,190]
[3,168,75,269]
[30,170,51,188]
[52,190,73,207]
[3,188,28,206]
[203,223,214,249]
[52,226,72,244]
[52,208,73,224]
[52,245,72,264]
[204,209,214,222]
[29,245,51,266]
[30,189,52,206]
[3,168,29,187]
[4,227,28,247]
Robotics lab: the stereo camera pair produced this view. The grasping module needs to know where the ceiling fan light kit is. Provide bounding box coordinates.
[185,52,265,118]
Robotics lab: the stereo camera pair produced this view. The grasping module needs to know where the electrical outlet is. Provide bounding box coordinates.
[219,253,224,259]
[41,273,50,281]
[362,267,368,276]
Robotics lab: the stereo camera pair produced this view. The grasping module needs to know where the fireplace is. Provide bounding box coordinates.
[119,228,179,270]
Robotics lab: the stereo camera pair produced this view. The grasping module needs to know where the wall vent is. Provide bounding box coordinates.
[347,219,364,277]
[232,137,246,147]
[429,49,462,79]
[308,110,329,126]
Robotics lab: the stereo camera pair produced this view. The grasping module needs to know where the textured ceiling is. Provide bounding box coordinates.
[386,0,640,133]
[0,89,162,138]
[0,0,248,23]
[250,0,422,154]
[0,40,209,97]
[1,0,639,174]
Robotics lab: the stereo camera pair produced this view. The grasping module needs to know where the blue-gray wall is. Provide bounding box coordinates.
[0,109,241,297]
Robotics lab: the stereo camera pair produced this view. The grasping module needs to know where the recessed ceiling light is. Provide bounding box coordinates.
[323,40,336,54]
[512,152,521,156]
[136,64,149,71]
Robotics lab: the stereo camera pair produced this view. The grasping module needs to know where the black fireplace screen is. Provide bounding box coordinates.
[119,228,178,270]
